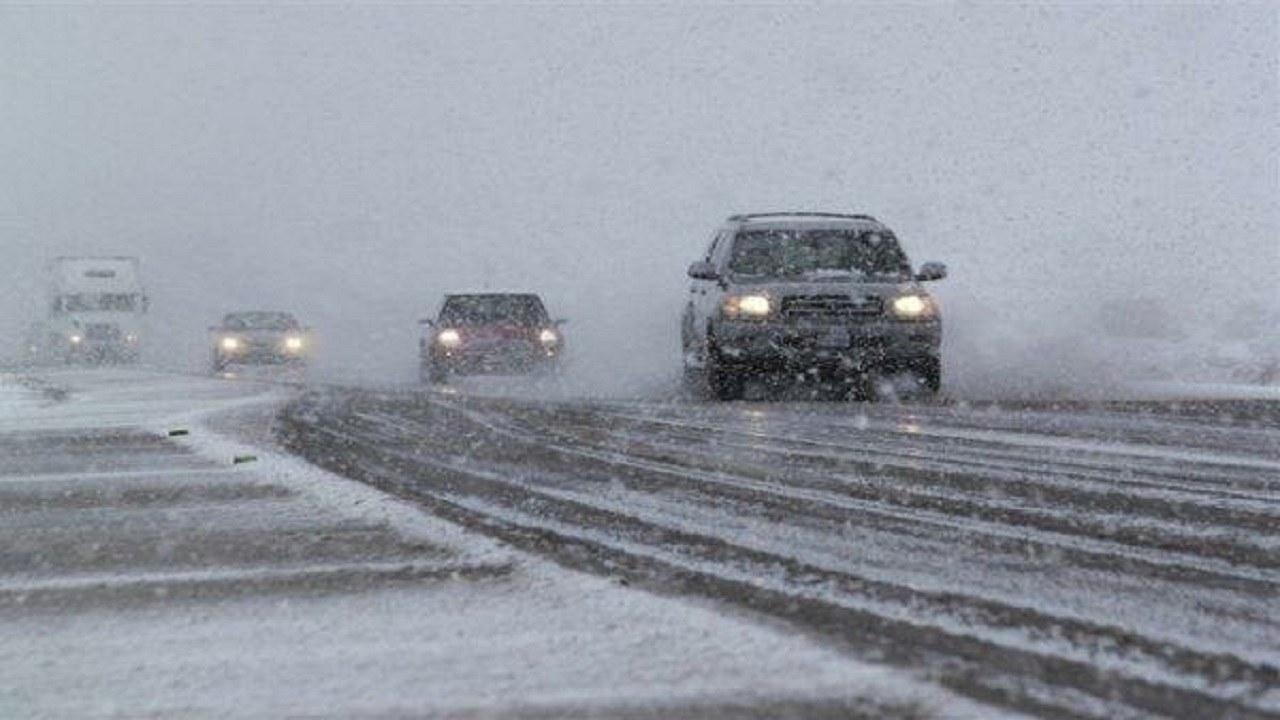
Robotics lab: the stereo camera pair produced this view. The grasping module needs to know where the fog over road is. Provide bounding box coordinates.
[282,382,1280,719]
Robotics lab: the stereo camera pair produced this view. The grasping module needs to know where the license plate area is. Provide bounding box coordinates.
[818,329,851,349]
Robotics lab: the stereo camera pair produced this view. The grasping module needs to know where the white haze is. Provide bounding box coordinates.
[1,4,1276,398]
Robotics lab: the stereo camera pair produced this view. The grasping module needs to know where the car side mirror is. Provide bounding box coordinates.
[553,318,569,327]
[915,261,948,282]
[418,318,435,326]
[688,261,720,281]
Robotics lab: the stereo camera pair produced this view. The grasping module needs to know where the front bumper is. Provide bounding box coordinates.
[429,344,560,375]
[710,318,940,370]
[216,345,307,365]
[67,342,140,363]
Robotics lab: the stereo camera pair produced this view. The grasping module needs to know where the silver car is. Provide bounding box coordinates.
[682,212,947,400]
[210,311,312,372]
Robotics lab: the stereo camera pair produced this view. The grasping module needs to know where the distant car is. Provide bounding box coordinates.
[420,293,564,383]
[210,311,311,372]
[682,212,947,400]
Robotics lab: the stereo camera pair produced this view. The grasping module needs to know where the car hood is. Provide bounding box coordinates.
[727,279,924,298]
[217,328,300,339]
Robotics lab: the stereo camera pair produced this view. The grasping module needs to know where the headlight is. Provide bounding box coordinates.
[538,329,559,346]
[220,336,241,351]
[68,334,83,345]
[722,294,772,319]
[436,329,462,348]
[891,294,936,320]
[284,336,304,351]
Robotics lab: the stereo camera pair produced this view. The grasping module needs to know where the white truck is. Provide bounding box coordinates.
[27,256,148,365]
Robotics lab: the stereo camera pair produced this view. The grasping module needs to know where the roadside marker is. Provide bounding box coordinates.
[168,428,189,437]
[232,455,258,465]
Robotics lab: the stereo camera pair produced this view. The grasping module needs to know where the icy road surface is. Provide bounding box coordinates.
[281,383,1280,719]
[0,369,998,719]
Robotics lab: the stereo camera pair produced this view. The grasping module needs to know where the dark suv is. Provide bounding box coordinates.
[682,212,947,400]
[420,293,564,383]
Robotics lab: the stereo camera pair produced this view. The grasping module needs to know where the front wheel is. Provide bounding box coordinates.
[421,362,448,385]
[913,357,942,394]
[707,362,746,401]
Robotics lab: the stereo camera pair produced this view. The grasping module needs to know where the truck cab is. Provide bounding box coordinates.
[35,257,148,365]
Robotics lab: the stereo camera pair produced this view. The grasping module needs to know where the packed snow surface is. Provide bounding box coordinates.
[0,369,1002,718]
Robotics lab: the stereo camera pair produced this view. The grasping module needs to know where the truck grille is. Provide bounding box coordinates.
[781,294,882,319]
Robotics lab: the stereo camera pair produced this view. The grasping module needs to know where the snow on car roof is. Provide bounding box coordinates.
[730,213,885,229]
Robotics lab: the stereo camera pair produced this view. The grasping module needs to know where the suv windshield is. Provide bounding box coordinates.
[223,312,299,331]
[728,229,911,280]
[440,295,549,326]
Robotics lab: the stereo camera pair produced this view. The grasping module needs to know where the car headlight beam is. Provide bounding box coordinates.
[723,294,772,319]
[891,294,934,319]
[436,329,462,349]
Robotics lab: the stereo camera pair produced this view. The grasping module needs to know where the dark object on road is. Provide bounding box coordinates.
[419,293,565,383]
[209,311,312,372]
[682,212,947,400]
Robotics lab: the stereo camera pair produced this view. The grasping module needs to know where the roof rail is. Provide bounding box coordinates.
[726,211,878,223]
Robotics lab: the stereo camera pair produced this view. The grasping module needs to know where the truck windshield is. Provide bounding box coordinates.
[728,229,911,280]
[59,294,139,312]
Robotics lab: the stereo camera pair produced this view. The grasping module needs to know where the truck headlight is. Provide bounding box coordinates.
[436,329,462,349]
[69,334,83,345]
[891,294,936,320]
[220,336,241,351]
[722,294,772,319]
[284,336,304,351]
[538,329,559,346]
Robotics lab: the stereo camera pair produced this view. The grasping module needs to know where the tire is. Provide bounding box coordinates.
[916,357,942,394]
[681,364,705,399]
[210,354,229,374]
[708,362,746,401]
[422,362,448,385]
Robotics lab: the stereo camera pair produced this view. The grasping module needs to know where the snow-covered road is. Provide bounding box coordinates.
[0,369,996,718]
[281,384,1280,719]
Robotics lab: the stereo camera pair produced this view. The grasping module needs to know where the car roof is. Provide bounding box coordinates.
[443,292,542,299]
[226,308,295,316]
[225,310,295,319]
[726,212,886,231]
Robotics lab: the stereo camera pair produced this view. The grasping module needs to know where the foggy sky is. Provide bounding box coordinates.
[2,4,1276,395]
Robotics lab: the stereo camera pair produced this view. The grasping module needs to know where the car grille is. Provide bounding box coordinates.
[781,294,882,319]
[85,324,122,342]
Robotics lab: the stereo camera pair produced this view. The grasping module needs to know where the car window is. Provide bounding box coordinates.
[224,313,300,330]
[728,229,911,280]
[439,296,549,325]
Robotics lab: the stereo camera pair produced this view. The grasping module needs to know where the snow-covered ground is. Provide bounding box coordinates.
[0,369,1002,718]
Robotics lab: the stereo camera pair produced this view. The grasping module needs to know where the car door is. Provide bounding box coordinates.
[684,228,729,361]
